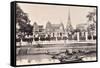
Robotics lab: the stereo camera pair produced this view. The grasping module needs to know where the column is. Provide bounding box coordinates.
[55,32,57,41]
[85,32,88,41]
[91,31,93,40]
[77,32,80,41]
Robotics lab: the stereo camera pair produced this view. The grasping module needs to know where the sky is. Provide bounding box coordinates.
[17,3,96,29]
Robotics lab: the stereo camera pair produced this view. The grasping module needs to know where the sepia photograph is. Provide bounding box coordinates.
[15,2,97,66]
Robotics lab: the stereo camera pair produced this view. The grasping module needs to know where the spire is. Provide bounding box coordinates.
[68,9,71,24]
[66,9,73,32]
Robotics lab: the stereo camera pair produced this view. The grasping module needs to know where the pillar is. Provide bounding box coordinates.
[85,32,88,41]
[90,31,93,40]
[77,32,80,41]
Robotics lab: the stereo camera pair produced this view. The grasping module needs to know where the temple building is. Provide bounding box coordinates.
[66,10,73,33]
[45,21,64,40]
[65,9,73,40]
[33,22,45,40]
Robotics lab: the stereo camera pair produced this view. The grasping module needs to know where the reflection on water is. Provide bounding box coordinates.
[16,43,97,65]
[17,54,60,65]
[16,53,96,65]
[17,55,96,65]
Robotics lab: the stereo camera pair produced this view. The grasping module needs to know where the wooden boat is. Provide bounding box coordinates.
[51,53,83,63]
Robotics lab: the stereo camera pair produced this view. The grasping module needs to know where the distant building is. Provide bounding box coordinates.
[33,22,39,34]
[76,23,88,32]
[45,21,64,39]
[64,9,73,40]
[66,10,73,33]
[76,22,96,40]
[76,23,88,40]
[33,22,44,38]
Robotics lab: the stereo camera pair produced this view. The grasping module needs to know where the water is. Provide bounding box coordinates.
[17,54,60,65]
[16,54,96,65]
[16,43,97,65]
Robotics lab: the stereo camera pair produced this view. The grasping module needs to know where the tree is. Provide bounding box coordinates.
[16,4,33,46]
[86,9,96,40]
[87,9,96,30]
[86,10,96,23]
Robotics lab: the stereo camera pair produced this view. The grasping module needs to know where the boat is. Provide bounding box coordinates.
[51,53,83,63]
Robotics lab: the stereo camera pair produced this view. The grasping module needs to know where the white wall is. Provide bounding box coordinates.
[0,0,99,68]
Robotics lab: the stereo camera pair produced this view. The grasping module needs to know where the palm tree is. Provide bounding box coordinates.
[87,9,96,40]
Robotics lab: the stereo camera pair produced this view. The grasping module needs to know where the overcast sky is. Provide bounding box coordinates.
[17,3,96,29]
